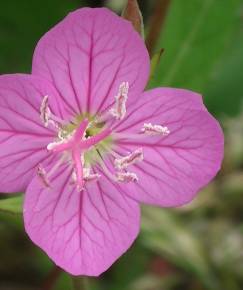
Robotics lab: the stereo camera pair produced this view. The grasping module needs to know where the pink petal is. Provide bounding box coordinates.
[114,88,224,207]
[0,74,59,193]
[24,161,140,276]
[32,8,150,117]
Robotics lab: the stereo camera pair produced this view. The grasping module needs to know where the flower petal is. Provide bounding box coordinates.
[0,74,59,193]
[114,88,224,207]
[32,8,150,117]
[24,161,140,276]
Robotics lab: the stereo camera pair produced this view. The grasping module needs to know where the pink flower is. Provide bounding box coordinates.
[0,8,223,276]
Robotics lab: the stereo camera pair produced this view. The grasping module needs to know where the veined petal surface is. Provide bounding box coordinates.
[114,88,224,207]
[0,74,58,192]
[32,8,150,118]
[24,161,140,276]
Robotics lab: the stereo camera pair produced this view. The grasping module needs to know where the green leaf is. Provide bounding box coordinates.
[141,207,219,290]
[0,195,23,214]
[204,34,243,116]
[0,0,81,74]
[147,48,164,87]
[150,0,243,116]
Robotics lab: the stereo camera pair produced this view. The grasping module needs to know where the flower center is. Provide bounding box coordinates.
[38,82,170,191]
[47,118,111,190]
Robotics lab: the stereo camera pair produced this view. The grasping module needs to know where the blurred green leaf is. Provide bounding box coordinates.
[0,195,23,214]
[128,272,182,290]
[141,206,219,290]
[0,0,81,74]
[148,49,164,85]
[102,241,150,290]
[205,35,243,116]
[53,272,73,290]
[150,0,243,116]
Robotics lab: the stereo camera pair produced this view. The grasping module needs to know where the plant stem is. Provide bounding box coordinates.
[146,0,171,56]
[42,266,62,290]
[72,276,90,290]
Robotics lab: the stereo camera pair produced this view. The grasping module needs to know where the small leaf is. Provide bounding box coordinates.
[150,0,243,117]
[122,0,144,38]
[148,48,164,86]
[0,195,23,214]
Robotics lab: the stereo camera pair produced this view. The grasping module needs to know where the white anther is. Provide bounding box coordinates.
[110,82,129,120]
[116,171,138,183]
[141,123,170,135]
[58,129,68,140]
[114,148,143,170]
[71,171,77,183]
[40,95,51,127]
[40,95,63,130]
[37,165,50,187]
[72,168,101,184]
[83,168,101,182]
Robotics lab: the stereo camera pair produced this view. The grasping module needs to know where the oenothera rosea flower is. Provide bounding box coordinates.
[0,8,223,276]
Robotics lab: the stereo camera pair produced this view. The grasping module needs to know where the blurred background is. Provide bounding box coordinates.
[0,0,243,289]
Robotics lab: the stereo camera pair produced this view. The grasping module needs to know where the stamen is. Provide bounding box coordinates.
[37,164,50,187]
[141,123,170,135]
[40,95,65,129]
[47,154,68,178]
[116,171,138,183]
[110,82,129,120]
[114,148,143,170]
[58,129,69,140]
[40,96,51,127]
[72,168,101,185]
[96,154,117,182]
[83,168,101,182]
[99,143,121,158]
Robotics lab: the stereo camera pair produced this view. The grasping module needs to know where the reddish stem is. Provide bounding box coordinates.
[41,266,62,290]
[146,0,171,56]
